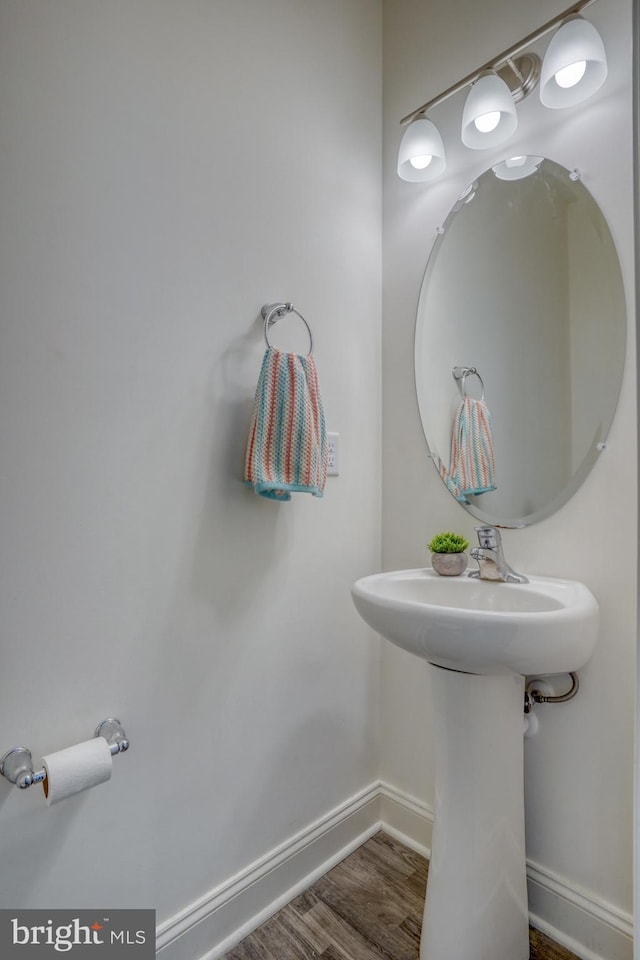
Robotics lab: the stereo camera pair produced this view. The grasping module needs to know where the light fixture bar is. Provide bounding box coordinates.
[399,0,597,126]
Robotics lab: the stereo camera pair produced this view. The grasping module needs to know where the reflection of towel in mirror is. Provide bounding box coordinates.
[441,397,496,503]
[244,347,327,501]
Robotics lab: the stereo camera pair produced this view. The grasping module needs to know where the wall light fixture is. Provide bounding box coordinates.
[398,0,606,182]
[397,118,447,181]
[539,15,608,107]
[461,71,518,149]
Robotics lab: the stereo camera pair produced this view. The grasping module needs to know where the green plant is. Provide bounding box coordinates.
[427,531,469,554]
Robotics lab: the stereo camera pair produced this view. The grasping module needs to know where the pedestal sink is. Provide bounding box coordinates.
[351,568,598,960]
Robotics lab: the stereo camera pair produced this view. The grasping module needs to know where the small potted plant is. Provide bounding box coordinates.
[428,531,470,576]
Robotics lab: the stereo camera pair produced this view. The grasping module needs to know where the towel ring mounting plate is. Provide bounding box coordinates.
[452,365,485,401]
[261,302,313,354]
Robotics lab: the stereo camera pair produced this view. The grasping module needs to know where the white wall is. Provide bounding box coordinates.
[382,0,636,943]
[0,0,382,935]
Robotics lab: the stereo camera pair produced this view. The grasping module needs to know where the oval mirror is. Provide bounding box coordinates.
[415,157,626,527]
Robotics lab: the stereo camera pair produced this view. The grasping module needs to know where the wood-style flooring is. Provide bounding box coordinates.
[223,832,579,960]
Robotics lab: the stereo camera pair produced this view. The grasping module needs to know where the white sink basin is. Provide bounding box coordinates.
[351,567,598,676]
[352,566,599,959]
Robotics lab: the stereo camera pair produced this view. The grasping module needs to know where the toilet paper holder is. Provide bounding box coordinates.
[0,718,129,789]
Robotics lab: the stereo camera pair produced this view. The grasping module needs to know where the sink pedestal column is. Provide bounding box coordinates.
[421,666,529,960]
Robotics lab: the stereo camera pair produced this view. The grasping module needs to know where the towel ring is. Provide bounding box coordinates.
[261,302,314,354]
[452,365,485,401]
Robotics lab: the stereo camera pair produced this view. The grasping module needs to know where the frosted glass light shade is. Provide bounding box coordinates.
[492,155,544,180]
[461,73,517,149]
[540,16,607,108]
[397,118,446,182]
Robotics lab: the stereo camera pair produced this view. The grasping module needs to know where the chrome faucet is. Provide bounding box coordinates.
[469,525,529,584]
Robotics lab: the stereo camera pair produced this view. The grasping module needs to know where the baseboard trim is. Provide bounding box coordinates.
[378,780,433,860]
[156,781,382,960]
[156,779,633,960]
[527,860,633,960]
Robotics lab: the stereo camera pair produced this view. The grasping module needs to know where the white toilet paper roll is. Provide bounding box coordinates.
[42,737,112,805]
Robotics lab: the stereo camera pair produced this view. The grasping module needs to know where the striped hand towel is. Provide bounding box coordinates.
[441,397,496,503]
[244,347,327,501]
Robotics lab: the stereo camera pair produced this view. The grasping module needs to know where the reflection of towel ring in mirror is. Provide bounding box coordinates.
[452,365,486,401]
[261,302,314,354]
